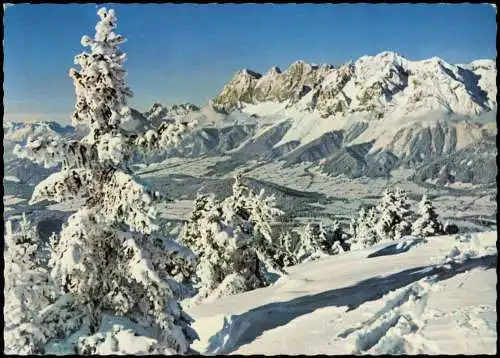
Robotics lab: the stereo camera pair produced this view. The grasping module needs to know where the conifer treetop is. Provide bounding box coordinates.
[69,7,132,143]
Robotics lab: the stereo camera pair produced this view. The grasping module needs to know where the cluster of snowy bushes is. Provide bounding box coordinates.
[347,188,451,250]
[172,183,451,307]
[178,173,285,305]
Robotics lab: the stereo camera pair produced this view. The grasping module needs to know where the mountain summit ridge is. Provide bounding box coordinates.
[212,51,496,118]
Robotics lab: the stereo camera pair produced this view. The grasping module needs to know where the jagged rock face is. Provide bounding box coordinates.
[144,102,200,127]
[213,62,335,112]
[212,69,263,113]
[212,51,495,118]
[277,61,333,105]
[314,63,355,116]
[253,66,283,102]
[465,59,497,108]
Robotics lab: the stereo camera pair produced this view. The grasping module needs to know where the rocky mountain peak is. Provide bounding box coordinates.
[268,66,282,75]
[287,60,315,76]
[239,68,263,79]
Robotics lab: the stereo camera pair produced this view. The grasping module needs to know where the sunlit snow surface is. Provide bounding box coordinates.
[186,231,496,355]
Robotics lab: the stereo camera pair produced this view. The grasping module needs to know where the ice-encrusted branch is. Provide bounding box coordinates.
[99,171,159,234]
[14,134,99,170]
[135,119,196,153]
[29,169,96,205]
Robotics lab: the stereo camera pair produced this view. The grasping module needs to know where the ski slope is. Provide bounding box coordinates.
[186,231,497,355]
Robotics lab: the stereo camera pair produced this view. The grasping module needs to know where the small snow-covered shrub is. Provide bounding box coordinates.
[348,206,379,250]
[296,223,328,262]
[412,195,444,237]
[3,215,78,354]
[375,188,413,241]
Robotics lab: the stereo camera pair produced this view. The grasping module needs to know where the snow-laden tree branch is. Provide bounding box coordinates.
[29,168,96,204]
[13,137,98,169]
[98,171,159,233]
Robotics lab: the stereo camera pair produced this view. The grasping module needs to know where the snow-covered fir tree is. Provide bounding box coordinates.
[412,195,443,237]
[4,215,58,354]
[318,222,331,252]
[316,221,347,255]
[274,231,299,267]
[221,173,253,235]
[348,215,359,244]
[348,206,379,250]
[246,187,285,273]
[184,197,241,302]
[221,173,284,271]
[179,193,218,253]
[375,188,413,241]
[324,221,348,255]
[249,188,283,249]
[179,190,262,304]
[296,223,328,262]
[356,207,379,249]
[181,175,286,303]
[13,8,196,354]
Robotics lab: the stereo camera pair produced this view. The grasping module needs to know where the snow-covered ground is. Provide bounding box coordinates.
[186,231,497,355]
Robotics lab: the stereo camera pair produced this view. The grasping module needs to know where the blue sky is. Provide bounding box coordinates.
[3,3,496,124]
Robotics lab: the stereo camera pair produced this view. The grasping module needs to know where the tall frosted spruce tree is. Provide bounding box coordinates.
[14,8,196,354]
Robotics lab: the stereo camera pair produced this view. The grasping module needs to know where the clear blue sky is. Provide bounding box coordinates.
[3,3,496,124]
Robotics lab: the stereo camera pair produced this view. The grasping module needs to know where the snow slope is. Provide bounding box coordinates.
[186,231,497,355]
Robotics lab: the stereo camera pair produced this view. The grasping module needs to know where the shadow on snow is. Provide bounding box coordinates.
[367,237,428,258]
[205,254,496,354]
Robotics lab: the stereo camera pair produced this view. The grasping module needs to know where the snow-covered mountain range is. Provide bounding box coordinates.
[135,52,496,185]
[3,121,74,146]
[3,121,76,185]
[212,52,496,116]
[144,102,200,127]
[4,52,497,186]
